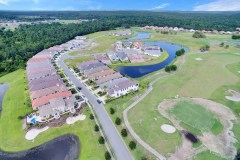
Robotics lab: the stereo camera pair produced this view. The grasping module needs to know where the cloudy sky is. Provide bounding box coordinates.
[0,0,240,11]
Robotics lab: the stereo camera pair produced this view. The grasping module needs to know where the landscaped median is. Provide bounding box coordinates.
[0,69,106,160]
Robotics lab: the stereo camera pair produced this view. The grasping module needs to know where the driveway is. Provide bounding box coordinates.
[58,54,133,160]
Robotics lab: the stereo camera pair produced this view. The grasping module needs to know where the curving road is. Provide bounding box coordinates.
[58,54,133,160]
[123,54,186,160]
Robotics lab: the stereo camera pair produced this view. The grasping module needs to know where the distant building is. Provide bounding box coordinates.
[107,51,129,62]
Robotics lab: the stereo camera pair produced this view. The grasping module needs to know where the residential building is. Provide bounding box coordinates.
[106,79,139,98]
[88,69,115,80]
[95,73,123,85]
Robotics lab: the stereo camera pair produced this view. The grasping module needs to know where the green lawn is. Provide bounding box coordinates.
[0,69,105,160]
[169,101,223,135]
[119,30,240,157]
[194,150,226,160]
[64,56,93,67]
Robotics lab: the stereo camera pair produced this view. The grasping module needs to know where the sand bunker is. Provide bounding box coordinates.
[158,97,237,159]
[225,89,240,102]
[161,124,176,133]
[25,126,49,140]
[195,58,203,61]
[66,114,86,125]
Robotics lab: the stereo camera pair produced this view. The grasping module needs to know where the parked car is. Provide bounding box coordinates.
[77,87,82,91]
[97,99,102,104]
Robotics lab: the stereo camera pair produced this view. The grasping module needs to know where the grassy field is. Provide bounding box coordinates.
[64,56,93,67]
[0,69,105,160]
[169,101,223,135]
[113,30,240,158]
[194,150,226,160]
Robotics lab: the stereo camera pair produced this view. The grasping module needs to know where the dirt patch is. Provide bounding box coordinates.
[225,89,240,102]
[158,97,237,159]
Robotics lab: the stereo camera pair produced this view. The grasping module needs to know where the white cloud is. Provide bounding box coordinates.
[0,0,17,5]
[193,0,240,11]
[151,3,169,10]
[33,0,39,4]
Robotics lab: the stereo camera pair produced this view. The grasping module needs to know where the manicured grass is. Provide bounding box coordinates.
[169,101,223,134]
[109,50,169,70]
[124,31,240,157]
[0,69,105,160]
[64,56,93,67]
[194,150,226,160]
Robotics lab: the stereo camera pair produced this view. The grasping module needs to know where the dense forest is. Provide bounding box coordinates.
[0,11,240,75]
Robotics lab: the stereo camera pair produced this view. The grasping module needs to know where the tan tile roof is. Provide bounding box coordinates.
[88,69,115,79]
[32,91,72,109]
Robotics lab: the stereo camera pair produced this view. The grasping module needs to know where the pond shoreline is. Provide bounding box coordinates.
[0,134,80,160]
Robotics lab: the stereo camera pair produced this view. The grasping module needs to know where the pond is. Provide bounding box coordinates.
[118,33,188,78]
[127,32,151,41]
[0,134,80,160]
[0,83,9,118]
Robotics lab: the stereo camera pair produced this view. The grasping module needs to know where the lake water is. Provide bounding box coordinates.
[0,83,9,118]
[128,32,151,41]
[118,32,188,78]
[0,134,80,160]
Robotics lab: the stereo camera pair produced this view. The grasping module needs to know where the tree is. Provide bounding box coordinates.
[98,136,105,144]
[115,117,121,125]
[121,129,128,137]
[192,32,206,38]
[232,35,240,39]
[141,157,148,160]
[110,107,115,115]
[129,141,137,150]
[175,48,185,56]
[225,45,229,49]
[104,151,111,160]
[165,66,171,72]
[220,42,224,47]
[170,65,177,71]
[94,125,99,132]
[89,113,94,120]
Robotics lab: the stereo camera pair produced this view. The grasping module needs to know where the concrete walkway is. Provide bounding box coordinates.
[123,54,186,160]
[0,83,9,118]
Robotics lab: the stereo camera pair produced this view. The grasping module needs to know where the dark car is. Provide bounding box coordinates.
[97,99,102,104]
[77,87,82,91]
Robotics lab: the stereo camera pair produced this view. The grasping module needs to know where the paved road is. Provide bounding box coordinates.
[123,54,187,160]
[58,54,133,160]
[0,83,9,118]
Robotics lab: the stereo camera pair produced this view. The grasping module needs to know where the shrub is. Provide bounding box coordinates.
[141,157,148,160]
[104,151,111,160]
[219,42,224,47]
[98,136,105,144]
[110,108,115,115]
[121,129,128,137]
[115,117,121,125]
[129,141,137,150]
[165,66,171,72]
[94,125,99,132]
[200,45,210,52]
[170,65,177,71]
[175,48,185,56]
[225,45,229,49]
[232,34,240,39]
[89,113,94,120]
[192,32,206,38]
